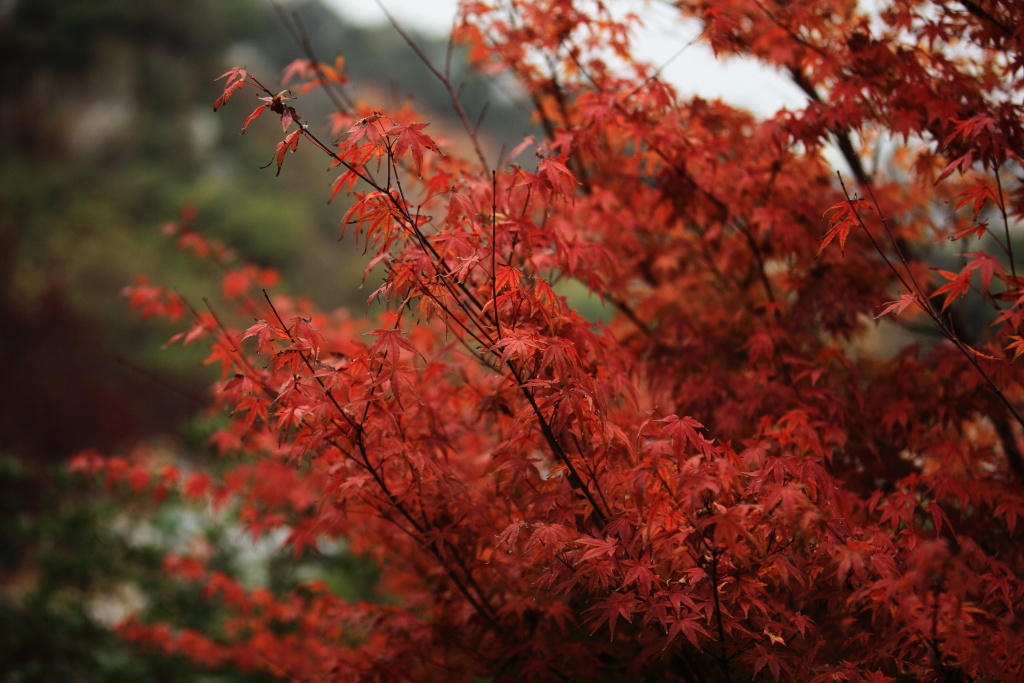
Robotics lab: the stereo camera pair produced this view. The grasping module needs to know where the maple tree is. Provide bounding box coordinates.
[73,0,1024,680]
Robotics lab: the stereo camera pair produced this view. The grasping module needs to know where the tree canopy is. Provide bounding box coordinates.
[78,0,1024,680]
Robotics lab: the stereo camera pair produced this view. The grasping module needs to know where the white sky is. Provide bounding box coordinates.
[324,0,808,116]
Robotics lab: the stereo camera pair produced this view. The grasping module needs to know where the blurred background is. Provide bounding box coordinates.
[0,0,529,679]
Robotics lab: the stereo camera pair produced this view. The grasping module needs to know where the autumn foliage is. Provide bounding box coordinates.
[74,0,1024,680]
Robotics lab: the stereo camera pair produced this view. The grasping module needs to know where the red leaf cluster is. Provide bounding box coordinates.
[81,0,1024,680]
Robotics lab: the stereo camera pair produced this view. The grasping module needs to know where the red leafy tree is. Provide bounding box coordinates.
[78,0,1024,680]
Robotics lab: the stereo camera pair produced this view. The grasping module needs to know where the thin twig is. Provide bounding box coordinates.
[492,170,500,336]
[375,0,490,171]
[112,352,208,407]
[836,174,1024,479]
[272,3,355,113]
[993,168,1015,277]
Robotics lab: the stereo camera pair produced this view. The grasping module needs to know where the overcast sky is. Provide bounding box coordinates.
[323,0,809,117]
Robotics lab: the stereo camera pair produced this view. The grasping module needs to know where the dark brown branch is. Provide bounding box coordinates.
[708,550,735,683]
[992,412,1024,480]
[789,68,871,186]
[958,0,1014,37]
